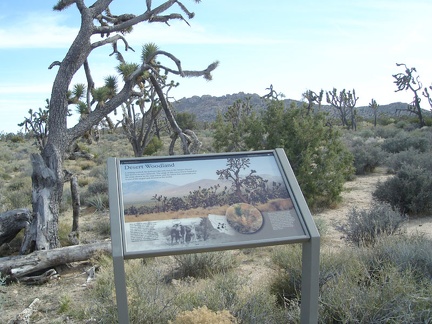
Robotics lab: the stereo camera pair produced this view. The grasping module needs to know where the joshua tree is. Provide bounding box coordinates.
[326,88,358,130]
[20,0,218,253]
[393,63,425,127]
[302,89,323,114]
[369,98,379,127]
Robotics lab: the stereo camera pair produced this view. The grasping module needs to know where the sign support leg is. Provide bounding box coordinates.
[300,237,320,323]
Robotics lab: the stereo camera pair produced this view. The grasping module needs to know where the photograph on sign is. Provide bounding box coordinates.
[119,152,307,255]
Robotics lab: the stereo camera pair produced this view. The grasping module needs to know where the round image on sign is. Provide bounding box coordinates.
[226,203,264,234]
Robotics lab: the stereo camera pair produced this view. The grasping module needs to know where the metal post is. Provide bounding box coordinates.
[107,158,130,323]
[300,236,320,323]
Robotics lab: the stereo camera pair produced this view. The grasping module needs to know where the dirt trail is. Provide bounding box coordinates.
[313,167,432,249]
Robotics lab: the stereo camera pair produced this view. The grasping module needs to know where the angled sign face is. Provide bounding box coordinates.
[108,149,313,258]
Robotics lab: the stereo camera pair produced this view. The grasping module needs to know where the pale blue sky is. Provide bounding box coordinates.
[1,0,431,133]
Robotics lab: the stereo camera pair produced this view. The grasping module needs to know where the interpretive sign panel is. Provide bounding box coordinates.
[109,150,310,258]
[108,149,320,323]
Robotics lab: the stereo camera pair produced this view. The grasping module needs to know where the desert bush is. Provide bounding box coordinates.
[320,261,432,323]
[385,148,432,173]
[88,164,107,179]
[345,136,386,175]
[269,245,303,304]
[338,203,407,246]
[373,164,432,215]
[173,251,237,279]
[86,179,108,196]
[234,286,292,324]
[317,236,432,323]
[94,216,111,236]
[372,124,400,138]
[361,234,432,280]
[381,130,431,153]
[177,272,243,313]
[3,177,32,210]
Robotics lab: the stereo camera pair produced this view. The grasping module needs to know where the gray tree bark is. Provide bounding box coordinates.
[1,241,111,280]
[0,209,30,246]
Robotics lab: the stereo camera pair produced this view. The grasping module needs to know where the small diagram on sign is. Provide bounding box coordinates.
[225,203,264,234]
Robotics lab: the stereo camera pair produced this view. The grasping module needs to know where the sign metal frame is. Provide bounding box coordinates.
[108,148,320,323]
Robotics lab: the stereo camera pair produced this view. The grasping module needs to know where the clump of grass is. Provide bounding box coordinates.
[85,193,109,212]
[173,251,237,279]
[339,202,407,246]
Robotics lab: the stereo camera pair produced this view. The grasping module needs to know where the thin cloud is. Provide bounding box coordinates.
[0,13,77,49]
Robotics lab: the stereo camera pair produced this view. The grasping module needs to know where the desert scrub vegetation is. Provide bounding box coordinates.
[79,254,289,323]
[370,126,432,216]
[374,164,432,215]
[338,203,407,246]
[173,251,237,279]
[344,133,386,175]
[269,235,432,323]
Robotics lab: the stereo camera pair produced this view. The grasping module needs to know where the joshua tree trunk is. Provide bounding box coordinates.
[21,147,64,253]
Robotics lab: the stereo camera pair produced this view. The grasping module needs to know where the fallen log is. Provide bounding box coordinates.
[0,209,31,246]
[0,241,111,280]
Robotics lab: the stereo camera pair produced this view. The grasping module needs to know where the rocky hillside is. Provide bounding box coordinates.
[172,92,427,122]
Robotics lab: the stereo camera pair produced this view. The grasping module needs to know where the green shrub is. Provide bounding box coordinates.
[213,100,354,210]
[373,165,432,215]
[338,203,407,246]
[385,148,432,173]
[320,262,432,323]
[373,124,400,138]
[361,234,432,281]
[381,130,431,153]
[345,136,385,175]
[173,251,237,279]
[264,103,354,209]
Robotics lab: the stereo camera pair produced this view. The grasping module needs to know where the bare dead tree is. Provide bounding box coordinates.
[393,63,425,127]
[20,0,218,254]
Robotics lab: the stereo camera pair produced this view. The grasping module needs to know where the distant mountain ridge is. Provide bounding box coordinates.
[172,92,429,122]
